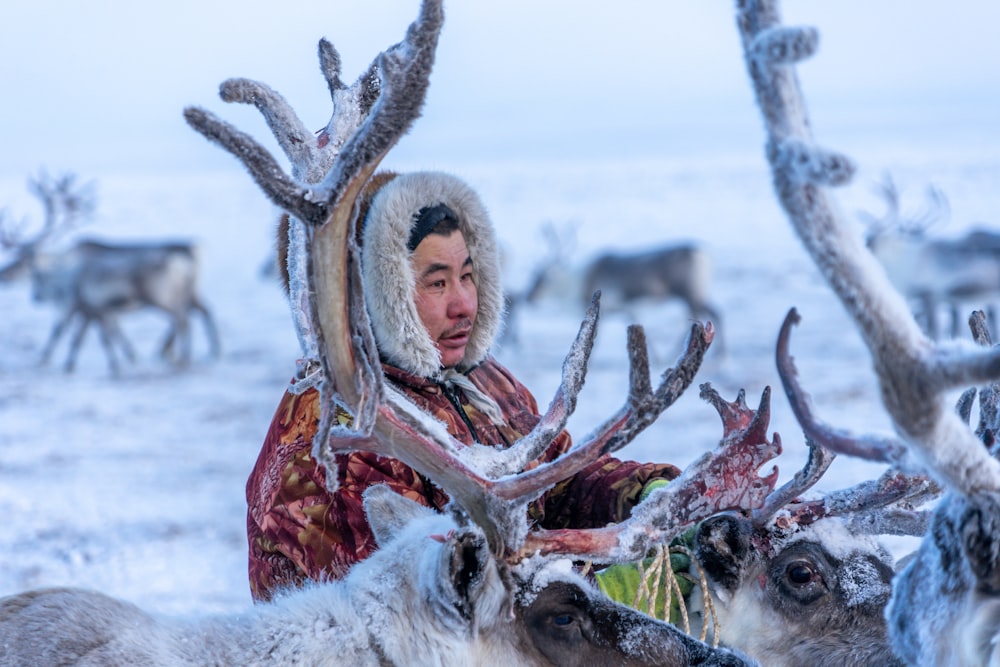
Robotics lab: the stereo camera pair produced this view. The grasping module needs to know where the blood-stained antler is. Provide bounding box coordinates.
[520,382,780,562]
[735,2,1000,663]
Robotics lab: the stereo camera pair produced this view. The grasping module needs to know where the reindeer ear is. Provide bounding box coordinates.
[440,526,491,622]
[362,485,435,547]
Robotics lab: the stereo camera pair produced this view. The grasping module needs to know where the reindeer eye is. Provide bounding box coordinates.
[786,562,815,585]
[553,614,574,626]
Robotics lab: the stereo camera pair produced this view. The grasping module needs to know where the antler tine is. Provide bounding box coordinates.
[856,173,899,237]
[518,384,781,562]
[770,467,940,537]
[573,318,714,459]
[752,435,835,526]
[736,0,1000,495]
[775,307,904,463]
[217,78,317,181]
[183,107,327,226]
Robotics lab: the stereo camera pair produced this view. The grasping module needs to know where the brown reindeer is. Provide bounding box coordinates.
[734,2,1000,664]
[503,222,724,356]
[0,2,774,664]
[0,173,221,375]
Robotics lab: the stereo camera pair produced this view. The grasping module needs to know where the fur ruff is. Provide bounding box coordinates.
[361,171,504,379]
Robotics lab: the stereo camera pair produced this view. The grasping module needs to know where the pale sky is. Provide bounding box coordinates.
[1,1,998,177]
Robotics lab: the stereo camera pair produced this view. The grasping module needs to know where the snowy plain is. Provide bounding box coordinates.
[1,3,999,623]
[2,148,999,616]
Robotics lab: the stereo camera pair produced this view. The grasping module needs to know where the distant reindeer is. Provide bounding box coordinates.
[861,173,1000,339]
[504,222,724,355]
[0,3,774,664]
[0,172,221,375]
[736,2,1000,663]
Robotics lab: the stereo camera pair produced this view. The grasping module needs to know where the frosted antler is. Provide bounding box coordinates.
[735,0,1000,494]
[185,0,756,561]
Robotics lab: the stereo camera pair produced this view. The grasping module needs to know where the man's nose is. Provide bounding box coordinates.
[446,284,475,318]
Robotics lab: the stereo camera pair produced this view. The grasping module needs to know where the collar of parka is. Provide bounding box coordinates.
[361,171,504,380]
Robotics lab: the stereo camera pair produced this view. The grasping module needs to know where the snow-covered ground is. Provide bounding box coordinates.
[1,139,999,618]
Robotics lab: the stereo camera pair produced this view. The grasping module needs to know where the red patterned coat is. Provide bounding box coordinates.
[246,358,680,601]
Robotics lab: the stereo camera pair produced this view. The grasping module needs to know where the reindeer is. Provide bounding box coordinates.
[682,312,942,666]
[0,173,221,375]
[734,2,1000,663]
[504,222,724,356]
[0,2,779,664]
[861,174,1000,339]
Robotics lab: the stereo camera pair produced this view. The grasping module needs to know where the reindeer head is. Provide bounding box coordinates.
[693,512,900,667]
[0,171,96,283]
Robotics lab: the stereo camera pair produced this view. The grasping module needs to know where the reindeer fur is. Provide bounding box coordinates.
[0,487,755,667]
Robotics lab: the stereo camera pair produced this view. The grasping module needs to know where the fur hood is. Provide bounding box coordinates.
[361,171,504,379]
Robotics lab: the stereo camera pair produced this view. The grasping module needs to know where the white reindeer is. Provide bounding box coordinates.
[0,2,774,665]
[1,485,758,666]
[734,2,1000,664]
[861,174,1000,339]
[0,173,221,375]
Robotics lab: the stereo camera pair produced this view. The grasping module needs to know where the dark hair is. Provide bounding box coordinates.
[407,203,460,252]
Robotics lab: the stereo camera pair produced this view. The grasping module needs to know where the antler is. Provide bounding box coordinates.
[735,0,1000,496]
[0,171,95,253]
[518,382,780,562]
[756,308,941,536]
[0,170,96,281]
[185,0,774,561]
[857,173,950,242]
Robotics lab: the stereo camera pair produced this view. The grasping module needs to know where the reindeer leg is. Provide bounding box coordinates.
[191,297,221,358]
[174,315,192,368]
[39,307,78,367]
[94,316,122,377]
[64,314,94,374]
[159,322,177,362]
[108,316,136,364]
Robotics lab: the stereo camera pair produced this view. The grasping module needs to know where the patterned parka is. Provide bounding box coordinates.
[245,171,681,601]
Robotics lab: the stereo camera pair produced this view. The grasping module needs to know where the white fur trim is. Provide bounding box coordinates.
[361,172,503,378]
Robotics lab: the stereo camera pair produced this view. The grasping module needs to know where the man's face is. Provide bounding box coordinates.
[410,230,478,369]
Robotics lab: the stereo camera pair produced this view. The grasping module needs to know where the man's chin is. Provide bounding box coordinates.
[438,347,467,369]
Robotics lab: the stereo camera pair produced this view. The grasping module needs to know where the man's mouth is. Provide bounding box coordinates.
[441,330,470,344]
[440,323,472,346]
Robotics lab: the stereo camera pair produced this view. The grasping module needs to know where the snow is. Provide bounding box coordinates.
[1,136,999,618]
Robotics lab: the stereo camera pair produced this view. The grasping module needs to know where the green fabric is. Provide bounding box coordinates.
[596,549,693,622]
[640,477,670,501]
[597,477,696,624]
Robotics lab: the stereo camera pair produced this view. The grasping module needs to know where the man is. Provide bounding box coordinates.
[246,170,680,601]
